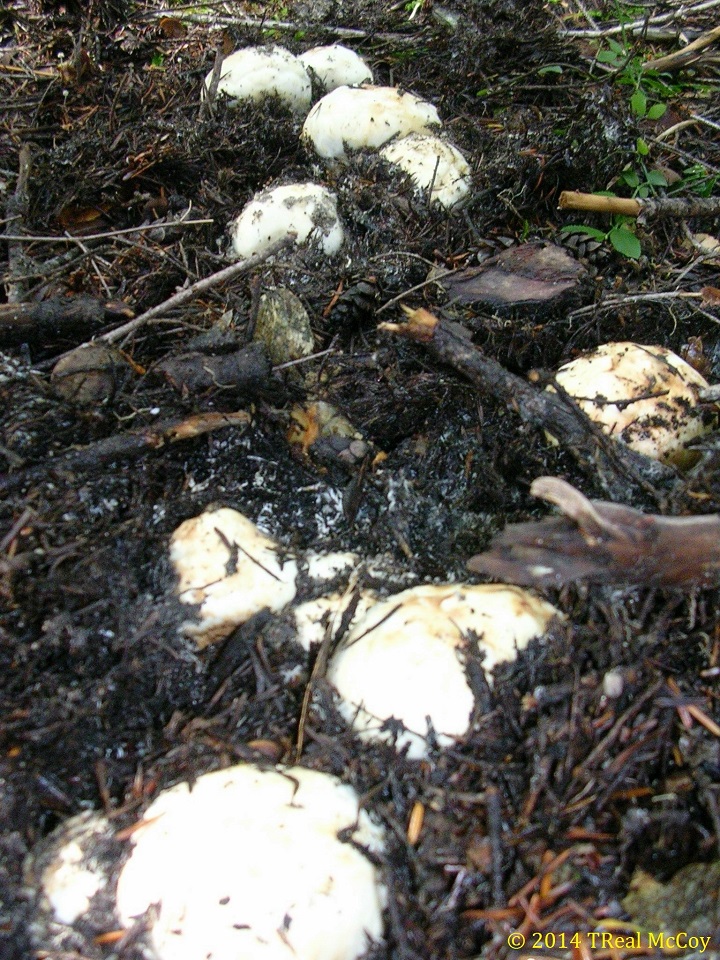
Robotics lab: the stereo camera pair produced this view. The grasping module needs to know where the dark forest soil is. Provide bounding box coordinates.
[2,1,720,958]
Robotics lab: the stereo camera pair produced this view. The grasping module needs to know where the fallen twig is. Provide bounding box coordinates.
[468,476,720,588]
[78,236,293,348]
[379,306,677,501]
[559,190,720,222]
[558,0,720,38]
[0,411,251,496]
[642,23,720,71]
[0,296,132,340]
[1,218,213,244]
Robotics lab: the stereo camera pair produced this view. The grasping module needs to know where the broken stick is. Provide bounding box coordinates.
[559,191,720,222]
[379,306,677,501]
[0,410,251,495]
[468,476,720,588]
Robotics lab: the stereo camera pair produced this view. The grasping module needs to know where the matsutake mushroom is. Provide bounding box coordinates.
[298,44,373,92]
[302,85,441,160]
[28,764,386,960]
[550,341,713,467]
[229,182,345,260]
[379,133,471,209]
[203,45,311,112]
[169,505,359,647]
[326,583,560,759]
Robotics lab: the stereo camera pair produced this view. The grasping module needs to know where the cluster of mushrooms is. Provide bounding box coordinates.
[212,42,472,262]
[27,40,718,960]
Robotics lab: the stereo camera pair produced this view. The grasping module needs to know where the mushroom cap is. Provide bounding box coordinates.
[553,341,711,466]
[116,764,386,960]
[230,182,345,260]
[204,45,311,112]
[380,133,471,209]
[170,506,298,647]
[299,44,373,91]
[327,583,559,758]
[302,85,441,159]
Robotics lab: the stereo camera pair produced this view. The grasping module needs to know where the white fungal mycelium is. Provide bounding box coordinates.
[302,85,441,159]
[203,45,312,112]
[32,812,113,926]
[299,44,373,92]
[327,583,560,759]
[170,507,298,647]
[115,764,387,960]
[380,133,471,209]
[230,182,345,261]
[551,341,712,467]
[293,590,377,651]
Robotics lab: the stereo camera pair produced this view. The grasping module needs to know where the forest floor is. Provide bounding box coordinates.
[2,0,720,958]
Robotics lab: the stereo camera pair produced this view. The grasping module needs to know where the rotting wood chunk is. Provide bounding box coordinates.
[154,342,270,394]
[468,476,720,588]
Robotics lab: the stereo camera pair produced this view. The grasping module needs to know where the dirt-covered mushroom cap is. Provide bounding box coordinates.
[551,341,712,467]
[170,507,298,647]
[299,44,373,91]
[116,764,386,960]
[327,583,560,759]
[230,182,345,260]
[380,133,471,209]
[302,85,441,159]
[203,45,311,112]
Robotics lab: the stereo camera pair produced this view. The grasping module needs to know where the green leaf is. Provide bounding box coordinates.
[609,226,641,259]
[560,225,608,242]
[621,169,640,188]
[646,169,668,187]
[538,64,563,75]
[630,89,647,117]
[636,137,649,156]
[646,102,667,120]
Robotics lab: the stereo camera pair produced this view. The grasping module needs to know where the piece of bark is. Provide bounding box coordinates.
[379,307,677,501]
[0,296,132,342]
[468,476,720,588]
[440,243,586,308]
[154,342,271,394]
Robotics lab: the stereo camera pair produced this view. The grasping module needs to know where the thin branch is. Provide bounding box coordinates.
[2,218,213,244]
[86,236,294,347]
[642,23,720,71]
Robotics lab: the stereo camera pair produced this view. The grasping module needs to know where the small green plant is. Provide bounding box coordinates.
[595,38,669,121]
[561,218,641,259]
[671,163,720,198]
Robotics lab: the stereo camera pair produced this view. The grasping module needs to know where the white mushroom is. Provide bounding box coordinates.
[380,133,471,209]
[299,44,373,91]
[203,45,311,113]
[327,583,560,759]
[293,589,377,650]
[116,764,387,960]
[302,85,441,159]
[32,812,112,926]
[230,182,345,260]
[551,341,712,467]
[170,507,298,647]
